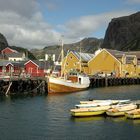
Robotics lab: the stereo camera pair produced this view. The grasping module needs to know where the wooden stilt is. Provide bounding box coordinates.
[5,82,12,96]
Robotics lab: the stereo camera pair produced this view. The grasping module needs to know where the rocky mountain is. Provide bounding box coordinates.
[31,38,103,59]
[102,12,140,51]
[0,33,8,49]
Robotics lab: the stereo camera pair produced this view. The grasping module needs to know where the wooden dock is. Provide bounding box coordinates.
[0,78,48,96]
[0,76,140,96]
[90,77,140,88]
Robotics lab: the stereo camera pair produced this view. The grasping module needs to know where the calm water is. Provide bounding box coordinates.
[0,85,140,140]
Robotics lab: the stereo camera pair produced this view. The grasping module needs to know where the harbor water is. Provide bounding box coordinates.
[0,85,140,140]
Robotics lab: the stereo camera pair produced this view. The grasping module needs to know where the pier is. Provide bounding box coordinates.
[90,77,140,88]
[0,77,140,96]
[0,78,48,96]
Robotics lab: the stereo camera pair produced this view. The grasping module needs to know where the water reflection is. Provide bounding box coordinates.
[71,116,105,122]
[106,116,127,122]
[0,85,140,140]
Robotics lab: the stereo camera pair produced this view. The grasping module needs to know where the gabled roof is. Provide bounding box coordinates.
[0,61,13,67]
[6,52,24,58]
[88,48,122,65]
[1,47,18,53]
[105,49,124,59]
[71,51,94,62]
[24,60,53,69]
[0,61,24,67]
[24,60,39,67]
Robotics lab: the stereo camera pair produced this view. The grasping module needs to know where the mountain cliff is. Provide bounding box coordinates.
[102,12,140,51]
[0,33,8,49]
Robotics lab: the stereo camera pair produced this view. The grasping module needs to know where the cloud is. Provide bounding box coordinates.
[61,10,134,42]
[0,0,136,49]
[0,0,39,18]
[0,0,62,49]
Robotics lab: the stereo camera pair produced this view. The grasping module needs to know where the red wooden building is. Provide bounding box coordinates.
[24,60,46,77]
[1,47,17,54]
[0,61,23,76]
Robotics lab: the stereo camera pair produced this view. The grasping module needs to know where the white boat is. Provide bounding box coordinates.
[80,100,130,104]
[76,100,113,108]
[48,74,90,93]
[47,38,90,93]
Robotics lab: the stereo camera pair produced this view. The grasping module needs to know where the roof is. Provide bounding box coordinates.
[25,60,54,69]
[0,60,24,67]
[71,51,94,62]
[105,49,124,59]
[104,49,140,64]
[125,51,140,59]
[1,47,18,53]
[6,52,24,58]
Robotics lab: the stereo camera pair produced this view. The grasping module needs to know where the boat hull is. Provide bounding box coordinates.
[48,77,89,93]
[126,114,140,119]
[106,104,137,117]
[125,109,140,119]
[106,111,125,117]
[71,110,105,117]
[48,82,87,93]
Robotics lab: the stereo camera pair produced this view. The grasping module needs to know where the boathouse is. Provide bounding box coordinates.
[1,47,17,54]
[0,47,26,61]
[88,49,123,77]
[88,49,140,78]
[24,60,48,77]
[0,61,23,77]
[122,51,140,77]
[61,51,94,75]
[6,52,26,61]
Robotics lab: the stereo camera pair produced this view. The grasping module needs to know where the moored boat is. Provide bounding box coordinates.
[106,103,137,117]
[80,100,130,104]
[48,74,90,93]
[47,37,90,93]
[70,105,111,117]
[71,110,105,117]
[75,100,112,108]
[125,109,140,119]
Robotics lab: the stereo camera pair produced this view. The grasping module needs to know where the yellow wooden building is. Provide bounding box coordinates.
[122,51,140,77]
[88,49,140,78]
[61,51,94,75]
[88,49,122,77]
[61,48,140,78]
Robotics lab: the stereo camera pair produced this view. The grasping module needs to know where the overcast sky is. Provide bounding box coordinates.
[0,0,139,49]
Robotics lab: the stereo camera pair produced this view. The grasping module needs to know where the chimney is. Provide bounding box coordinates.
[52,54,55,61]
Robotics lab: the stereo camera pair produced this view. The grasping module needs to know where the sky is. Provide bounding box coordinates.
[0,0,139,49]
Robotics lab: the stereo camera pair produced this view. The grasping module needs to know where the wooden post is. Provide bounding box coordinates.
[105,74,108,87]
[5,82,12,96]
